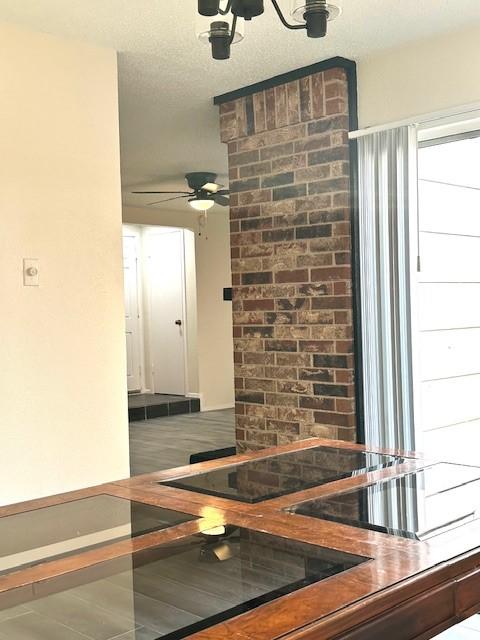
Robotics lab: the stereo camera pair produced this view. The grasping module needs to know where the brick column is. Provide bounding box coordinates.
[217,60,358,451]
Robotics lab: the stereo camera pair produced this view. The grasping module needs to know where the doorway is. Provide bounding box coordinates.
[123,230,142,393]
[147,228,187,396]
[122,224,200,416]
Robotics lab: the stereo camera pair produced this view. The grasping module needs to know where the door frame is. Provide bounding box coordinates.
[144,227,189,397]
[413,122,480,455]
[122,225,147,393]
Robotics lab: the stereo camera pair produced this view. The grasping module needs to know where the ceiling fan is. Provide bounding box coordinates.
[132,172,229,211]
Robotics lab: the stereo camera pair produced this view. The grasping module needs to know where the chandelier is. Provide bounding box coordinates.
[197,0,341,60]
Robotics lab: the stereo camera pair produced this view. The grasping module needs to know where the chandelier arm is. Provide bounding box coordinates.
[229,13,238,43]
[218,0,233,15]
[269,0,307,29]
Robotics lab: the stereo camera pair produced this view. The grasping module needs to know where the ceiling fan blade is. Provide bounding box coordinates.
[213,194,230,206]
[215,189,229,196]
[147,195,190,205]
[132,190,192,195]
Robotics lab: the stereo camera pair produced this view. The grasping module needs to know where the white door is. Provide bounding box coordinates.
[123,233,142,392]
[147,229,187,395]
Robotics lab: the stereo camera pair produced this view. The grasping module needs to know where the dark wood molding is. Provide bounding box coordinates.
[213,56,357,105]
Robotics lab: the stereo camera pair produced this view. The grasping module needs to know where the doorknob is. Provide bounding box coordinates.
[175,319,182,326]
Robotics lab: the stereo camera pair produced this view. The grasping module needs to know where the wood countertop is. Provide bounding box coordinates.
[1,437,479,640]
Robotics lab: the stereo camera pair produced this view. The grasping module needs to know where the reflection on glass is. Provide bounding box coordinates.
[289,463,480,540]
[0,495,196,575]
[160,447,405,503]
[0,528,366,639]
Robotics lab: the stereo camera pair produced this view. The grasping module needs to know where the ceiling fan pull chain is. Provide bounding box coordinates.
[198,212,209,239]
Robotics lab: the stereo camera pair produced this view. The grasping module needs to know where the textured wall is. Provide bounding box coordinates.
[0,23,129,506]
[219,66,357,451]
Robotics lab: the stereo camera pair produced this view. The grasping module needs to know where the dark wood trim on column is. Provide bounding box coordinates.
[345,63,366,444]
[214,56,356,105]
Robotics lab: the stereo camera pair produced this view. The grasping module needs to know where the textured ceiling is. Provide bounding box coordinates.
[0,0,479,210]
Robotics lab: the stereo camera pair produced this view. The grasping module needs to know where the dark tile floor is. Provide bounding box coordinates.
[128,394,200,422]
[128,408,235,476]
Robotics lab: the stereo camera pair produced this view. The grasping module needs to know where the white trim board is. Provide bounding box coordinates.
[201,403,235,412]
[350,103,480,140]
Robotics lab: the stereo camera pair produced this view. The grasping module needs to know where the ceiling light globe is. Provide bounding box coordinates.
[189,199,215,211]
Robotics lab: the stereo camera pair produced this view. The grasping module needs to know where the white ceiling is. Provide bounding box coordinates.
[0,0,479,210]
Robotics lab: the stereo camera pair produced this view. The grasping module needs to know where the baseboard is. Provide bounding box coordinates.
[201,403,235,412]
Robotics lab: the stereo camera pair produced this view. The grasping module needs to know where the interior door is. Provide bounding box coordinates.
[147,229,186,396]
[123,233,142,392]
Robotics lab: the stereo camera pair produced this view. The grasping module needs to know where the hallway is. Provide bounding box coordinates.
[129,408,235,475]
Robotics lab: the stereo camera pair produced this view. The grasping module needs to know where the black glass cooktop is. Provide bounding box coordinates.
[288,463,480,540]
[0,495,195,575]
[160,446,405,503]
[0,526,366,639]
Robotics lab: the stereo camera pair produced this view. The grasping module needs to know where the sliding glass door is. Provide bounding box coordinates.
[414,131,480,464]
[355,112,480,464]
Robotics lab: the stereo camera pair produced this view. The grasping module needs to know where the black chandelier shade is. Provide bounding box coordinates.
[198,0,337,59]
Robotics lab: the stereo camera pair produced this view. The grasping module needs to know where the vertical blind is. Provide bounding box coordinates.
[357,125,418,451]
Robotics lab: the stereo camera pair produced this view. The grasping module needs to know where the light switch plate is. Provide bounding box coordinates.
[23,258,39,286]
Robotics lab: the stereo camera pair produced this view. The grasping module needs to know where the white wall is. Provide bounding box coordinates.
[0,23,129,506]
[123,206,235,411]
[358,26,480,128]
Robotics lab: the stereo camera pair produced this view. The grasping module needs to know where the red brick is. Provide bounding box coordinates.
[299,340,335,353]
[314,411,355,427]
[253,92,267,133]
[299,76,312,122]
[311,266,352,281]
[243,299,275,311]
[222,67,355,452]
[287,81,301,125]
[311,72,325,118]
[275,269,309,283]
[275,84,288,128]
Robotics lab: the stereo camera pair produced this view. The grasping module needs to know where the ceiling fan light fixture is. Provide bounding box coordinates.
[189,198,215,211]
[131,172,229,210]
[202,182,220,193]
